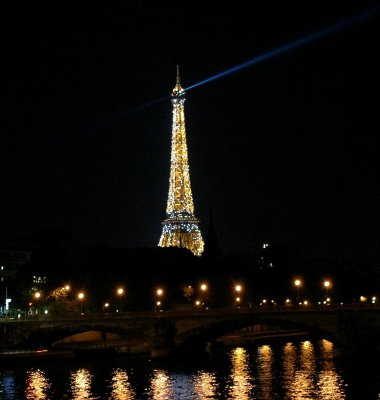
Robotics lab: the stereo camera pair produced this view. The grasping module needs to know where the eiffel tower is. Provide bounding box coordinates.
[158,67,204,256]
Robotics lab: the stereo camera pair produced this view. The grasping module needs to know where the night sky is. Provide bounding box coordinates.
[4,2,380,262]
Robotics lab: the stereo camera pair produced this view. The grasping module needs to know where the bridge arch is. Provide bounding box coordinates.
[173,314,338,354]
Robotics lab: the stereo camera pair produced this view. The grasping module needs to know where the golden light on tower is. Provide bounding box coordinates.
[158,66,204,256]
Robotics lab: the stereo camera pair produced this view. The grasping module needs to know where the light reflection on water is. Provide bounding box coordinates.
[70,368,94,399]
[193,371,218,399]
[282,339,345,400]
[256,344,274,400]
[0,339,377,399]
[227,347,254,399]
[110,368,135,400]
[317,340,345,400]
[290,340,316,399]
[25,369,50,400]
[148,369,173,399]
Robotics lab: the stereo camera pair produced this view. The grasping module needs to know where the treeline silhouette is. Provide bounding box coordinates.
[5,229,379,312]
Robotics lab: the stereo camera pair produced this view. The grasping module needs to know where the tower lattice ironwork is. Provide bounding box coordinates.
[158,67,204,256]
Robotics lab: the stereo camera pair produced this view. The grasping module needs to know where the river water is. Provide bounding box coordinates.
[0,339,379,399]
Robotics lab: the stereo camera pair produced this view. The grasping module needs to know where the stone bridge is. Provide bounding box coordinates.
[1,305,379,358]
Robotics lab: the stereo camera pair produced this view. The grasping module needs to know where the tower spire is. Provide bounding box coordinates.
[158,68,204,256]
[176,64,180,85]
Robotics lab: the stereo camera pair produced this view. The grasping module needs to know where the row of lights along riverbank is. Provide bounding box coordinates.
[22,279,377,317]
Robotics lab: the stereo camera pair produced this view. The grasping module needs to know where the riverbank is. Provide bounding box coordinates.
[0,348,76,365]
[0,330,311,364]
[217,330,309,346]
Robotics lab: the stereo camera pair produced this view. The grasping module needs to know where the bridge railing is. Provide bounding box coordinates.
[1,303,379,323]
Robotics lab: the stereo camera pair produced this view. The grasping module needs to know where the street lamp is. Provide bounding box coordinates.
[294,279,302,302]
[199,283,208,308]
[116,287,125,312]
[78,292,85,314]
[155,288,164,311]
[33,291,42,316]
[323,280,332,302]
[234,284,243,307]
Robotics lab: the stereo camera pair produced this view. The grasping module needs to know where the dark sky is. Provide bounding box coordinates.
[4,1,380,261]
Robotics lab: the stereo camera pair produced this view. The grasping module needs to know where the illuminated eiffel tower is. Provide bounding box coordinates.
[158,67,204,256]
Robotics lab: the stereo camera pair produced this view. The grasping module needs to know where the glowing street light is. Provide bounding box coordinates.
[233,284,243,307]
[198,283,209,308]
[32,291,42,316]
[323,280,332,301]
[294,278,302,302]
[200,283,208,292]
[155,288,164,311]
[78,292,85,314]
[116,287,125,312]
[235,284,242,293]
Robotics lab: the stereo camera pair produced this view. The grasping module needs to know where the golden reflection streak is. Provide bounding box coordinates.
[228,347,254,400]
[256,344,273,400]
[283,339,346,399]
[25,369,50,400]
[70,368,93,399]
[193,371,218,399]
[110,368,135,400]
[149,369,173,400]
[289,340,316,399]
[317,339,345,400]
[282,342,297,393]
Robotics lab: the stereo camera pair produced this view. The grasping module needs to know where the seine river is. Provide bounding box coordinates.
[0,339,379,399]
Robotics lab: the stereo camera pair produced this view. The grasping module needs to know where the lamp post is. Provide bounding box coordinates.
[234,284,243,308]
[294,279,302,303]
[323,280,331,302]
[200,283,208,308]
[116,287,125,312]
[78,292,85,314]
[33,291,41,317]
[155,288,164,311]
